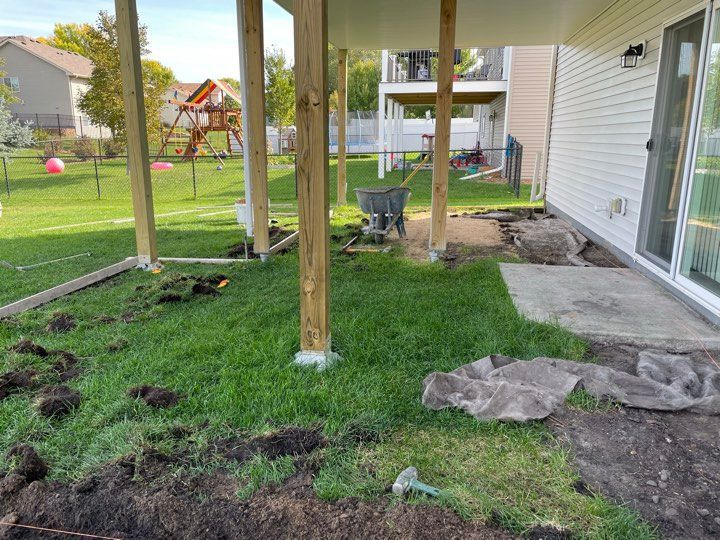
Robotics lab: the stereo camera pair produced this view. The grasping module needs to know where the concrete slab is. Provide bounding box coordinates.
[499,263,720,350]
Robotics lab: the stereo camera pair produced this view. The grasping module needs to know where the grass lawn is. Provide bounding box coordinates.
[0,199,655,537]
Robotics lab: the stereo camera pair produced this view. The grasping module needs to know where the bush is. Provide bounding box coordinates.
[43,139,61,157]
[71,137,95,160]
[103,138,125,157]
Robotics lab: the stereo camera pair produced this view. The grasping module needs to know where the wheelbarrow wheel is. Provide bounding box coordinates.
[374,213,386,244]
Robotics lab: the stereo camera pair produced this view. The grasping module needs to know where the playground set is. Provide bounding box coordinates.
[155,79,244,167]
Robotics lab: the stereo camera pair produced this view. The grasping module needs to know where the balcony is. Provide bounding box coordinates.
[384,47,506,83]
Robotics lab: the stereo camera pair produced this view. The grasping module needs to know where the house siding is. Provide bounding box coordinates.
[0,42,72,116]
[507,46,554,179]
[478,93,506,168]
[546,0,700,256]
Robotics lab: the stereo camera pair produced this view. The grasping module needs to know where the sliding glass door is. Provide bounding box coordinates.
[639,12,705,269]
[679,6,720,297]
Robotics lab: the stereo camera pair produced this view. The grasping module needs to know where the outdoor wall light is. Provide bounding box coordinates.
[620,42,645,68]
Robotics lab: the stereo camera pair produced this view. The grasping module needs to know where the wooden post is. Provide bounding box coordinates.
[336,48,348,205]
[243,0,270,256]
[115,0,158,267]
[429,0,457,258]
[293,0,337,368]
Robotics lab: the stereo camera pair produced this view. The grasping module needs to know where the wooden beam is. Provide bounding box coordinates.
[243,0,270,255]
[429,0,457,256]
[269,230,300,254]
[294,0,333,361]
[0,258,139,318]
[336,48,348,205]
[115,0,158,266]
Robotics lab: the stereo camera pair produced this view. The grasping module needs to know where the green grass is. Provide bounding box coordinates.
[0,160,652,537]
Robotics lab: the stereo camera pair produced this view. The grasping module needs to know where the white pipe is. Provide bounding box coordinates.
[236,0,253,236]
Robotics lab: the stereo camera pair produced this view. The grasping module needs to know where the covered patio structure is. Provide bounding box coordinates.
[113,0,615,366]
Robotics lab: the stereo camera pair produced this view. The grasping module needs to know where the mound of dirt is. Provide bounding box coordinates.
[220,427,326,463]
[106,339,128,352]
[50,351,81,382]
[137,274,226,306]
[548,343,720,539]
[0,371,36,401]
[191,283,219,296]
[0,450,513,539]
[6,445,47,482]
[35,385,81,418]
[46,313,76,333]
[8,339,48,358]
[128,386,180,408]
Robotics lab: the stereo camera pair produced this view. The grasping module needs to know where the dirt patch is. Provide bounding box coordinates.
[49,351,81,382]
[0,449,513,539]
[6,445,48,482]
[128,385,180,408]
[35,385,81,418]
[0,371,36,401]
[134,274,226,306]
[191,282,220,296]
[228,226,295,258]
[220,427,326,464]
[501,215,624,268]
[45,313,76,333]
[107,339,128,352]
[8,339,48,358]
[390,215,515,264]
[548,343,720,539]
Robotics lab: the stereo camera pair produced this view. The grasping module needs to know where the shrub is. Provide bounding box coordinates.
[71,137,95,160]
[102,138,125,157]
[43,139,61,157]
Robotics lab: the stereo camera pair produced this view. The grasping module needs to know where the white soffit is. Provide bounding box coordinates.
[274,0,616,49]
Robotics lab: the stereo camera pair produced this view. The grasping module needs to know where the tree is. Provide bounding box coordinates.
[264,48,295,152]
[0,59,18,104]
[39,23,93,57]
[327,45,381,111]
[77,11,175,140]
[0,98,33,156]
[219,77,241,109]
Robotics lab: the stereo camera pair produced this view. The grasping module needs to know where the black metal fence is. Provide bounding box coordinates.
[11,113,108,138]
[1,146,522,206]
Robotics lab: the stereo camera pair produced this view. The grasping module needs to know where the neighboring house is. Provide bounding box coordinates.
[0,35,102,137]
[378,46,554,178]
[542,0,720,322]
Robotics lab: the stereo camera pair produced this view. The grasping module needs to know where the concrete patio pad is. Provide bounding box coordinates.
[499,263,720,349]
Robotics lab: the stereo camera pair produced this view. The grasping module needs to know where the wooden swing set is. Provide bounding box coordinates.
[155,79,244,166]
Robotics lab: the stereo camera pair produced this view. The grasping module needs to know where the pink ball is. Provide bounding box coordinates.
[45,158,65,174]
[151,161,173,170]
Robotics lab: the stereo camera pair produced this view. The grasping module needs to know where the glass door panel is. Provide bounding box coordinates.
[680,11,720,296]
[640,13,705,269]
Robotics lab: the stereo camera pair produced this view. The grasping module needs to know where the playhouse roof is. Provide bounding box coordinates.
[184,79,242,106]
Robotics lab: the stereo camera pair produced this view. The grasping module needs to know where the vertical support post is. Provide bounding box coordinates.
[377,92,385,179]
[429,0,457,259]
[2,157,9,198]
[235,0,254,236]
[191,156,197,199]
[57,114,61,137]
[385,97,393,172]
[93,156,101,199]
[115,0,158,267]
[293,0,337,368]
[398,104,405,153]
[336,48,348,205]
[243,0,270,256]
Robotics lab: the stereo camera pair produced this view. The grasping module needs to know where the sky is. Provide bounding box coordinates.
[0,0,295,82]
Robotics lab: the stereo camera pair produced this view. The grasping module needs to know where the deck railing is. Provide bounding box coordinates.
[384,47,505,83]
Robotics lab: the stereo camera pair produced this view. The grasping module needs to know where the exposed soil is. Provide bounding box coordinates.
[5,445,47,482]
[0,371,36,401]
[549,343,720,539]
[50,351,81,382]
[227,226,295,258]
[8,339,48,358]
[106,339,128,352]
[218,427,326,464]
[390,215,515,264]
[500,215,624,268]
[191,282,220,296]
[134,274,226,306]
[45,313,76,333]
[128,385,180,408]
[0,431,514,540]
[35,385,81,418]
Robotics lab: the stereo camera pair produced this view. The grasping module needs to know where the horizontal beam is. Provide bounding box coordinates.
[158,257,251,264]
[0,257,139,318]
[269,230,300,254]
[386,91,502,105]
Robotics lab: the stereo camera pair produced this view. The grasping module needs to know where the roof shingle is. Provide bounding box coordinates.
[0,35,94,78]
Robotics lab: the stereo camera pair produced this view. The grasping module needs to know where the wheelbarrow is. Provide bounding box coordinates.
[354,186,411,244]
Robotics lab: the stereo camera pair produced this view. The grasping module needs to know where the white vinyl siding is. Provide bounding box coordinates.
[507,46,554,179]
[546,0,700,256]
[479,93,506,167]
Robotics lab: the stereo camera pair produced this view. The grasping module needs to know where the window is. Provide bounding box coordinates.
[1,77,19,91]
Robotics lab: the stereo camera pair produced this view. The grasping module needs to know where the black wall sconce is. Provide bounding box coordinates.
[620,41,646,68]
